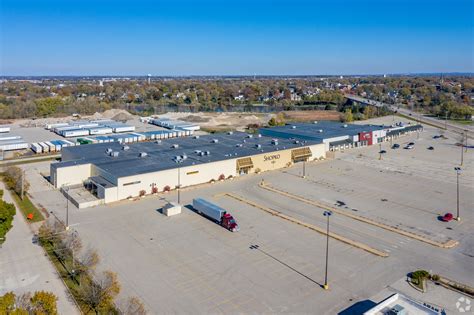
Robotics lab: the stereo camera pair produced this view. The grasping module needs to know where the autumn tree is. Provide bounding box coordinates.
[4,166,29,197]
[78,271,121,314]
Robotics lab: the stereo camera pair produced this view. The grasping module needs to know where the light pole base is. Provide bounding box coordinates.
[455,217,461,221]
[302,176,306,179]
[65,226,70,231]
[323,284,329,290]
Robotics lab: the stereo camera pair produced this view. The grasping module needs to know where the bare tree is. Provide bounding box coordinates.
[77,271,121,314]
[117,296,147,315]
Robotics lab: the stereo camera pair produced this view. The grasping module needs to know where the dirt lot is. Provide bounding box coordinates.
[283,110,341,122]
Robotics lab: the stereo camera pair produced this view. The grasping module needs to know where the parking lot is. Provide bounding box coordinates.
[22,117,474,314]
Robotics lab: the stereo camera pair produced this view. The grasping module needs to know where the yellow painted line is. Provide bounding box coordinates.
[222,192,389,258]
[259,182,458,249]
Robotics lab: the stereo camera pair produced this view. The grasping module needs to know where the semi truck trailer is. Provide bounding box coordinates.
[192,198,239,232]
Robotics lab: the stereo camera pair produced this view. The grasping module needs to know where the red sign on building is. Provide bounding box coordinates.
[359,131,373,145]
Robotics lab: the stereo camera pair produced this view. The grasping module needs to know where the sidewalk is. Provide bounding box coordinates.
[0,182,79,314]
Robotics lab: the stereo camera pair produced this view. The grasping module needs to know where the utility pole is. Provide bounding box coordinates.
[454,167,461,221]
[177,166,181,204]
[302,160,306,179]
[460,132,464,166]
[65,186,69,230]
[21,169,25,200]
[323,211,332,290]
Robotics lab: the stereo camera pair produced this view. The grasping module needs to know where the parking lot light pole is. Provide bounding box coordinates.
[460,133,464,166]
[323,211,332,290]
[177,165,181,204]
[454,167,461,221]
[302,160,306,178]
[379,143,382,160]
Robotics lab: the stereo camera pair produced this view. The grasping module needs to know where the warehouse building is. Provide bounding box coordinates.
[260,121,422,151]
[51,132,325,206]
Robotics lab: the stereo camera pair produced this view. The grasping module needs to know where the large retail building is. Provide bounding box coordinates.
[50,121,421,206]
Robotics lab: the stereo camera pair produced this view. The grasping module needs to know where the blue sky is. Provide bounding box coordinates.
[1,0,473,75]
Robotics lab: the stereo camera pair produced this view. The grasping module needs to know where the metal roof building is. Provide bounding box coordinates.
[51,131,326,207]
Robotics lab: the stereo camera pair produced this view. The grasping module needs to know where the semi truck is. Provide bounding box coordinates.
[192,198,239,232]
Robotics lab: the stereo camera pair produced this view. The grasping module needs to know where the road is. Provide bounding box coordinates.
[0,182,79,314]
[345,94,474,139]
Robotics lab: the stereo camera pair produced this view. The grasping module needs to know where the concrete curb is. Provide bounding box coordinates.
[220,192,389,258]
[259,182,458,249]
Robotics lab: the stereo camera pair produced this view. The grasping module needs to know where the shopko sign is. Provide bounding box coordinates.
[264,154,281,162]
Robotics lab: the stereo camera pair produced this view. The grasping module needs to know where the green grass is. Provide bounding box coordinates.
[449,119,474,126]
[11,192,44,223]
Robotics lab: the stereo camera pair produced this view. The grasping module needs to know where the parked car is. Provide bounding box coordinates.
[433,135,440,139]
[441,213,453,222]
[392,144,400,149]
[404,145,414,150]
[380,150,387,154]
[427,146,434,150]
[408,142,415,146]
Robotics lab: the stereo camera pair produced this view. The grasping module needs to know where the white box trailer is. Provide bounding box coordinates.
[45,141,56,152]
[46,123,69,130]
[0,126,11,133]
[31,143,42,153]
[112,125,136,133]
[0,140,29,151]
[88,127,113,135]
[62,129,89,137]
[39,142,49,153]
[0,135,22,141]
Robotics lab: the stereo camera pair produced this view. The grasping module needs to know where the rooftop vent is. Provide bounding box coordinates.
[257,134,262,138]
[194,135,200,139]
[122,145,130,150]
[212,139,219,143]
[172,144,179,149]
[318,129,323,133]
[313,121,318,124]
[236,144,243,147]
[181,154,187,160]
[198,151,205,156]
[194,150,201,154]
[105,148,113,154]
[227,131,233,135]
[343,124,348,128]
[291,126,297,129]
[156,140,162,144]
[247,134,253,138]
[255,144,262,149]
[294,140,300,144]
[139,152,147,157]
[206,151,210,155]
[111,151,119,157]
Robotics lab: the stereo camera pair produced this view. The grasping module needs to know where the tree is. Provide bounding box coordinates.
[118,297,147,315]
[342,108,354,122]
[0,292,16,313]
[76,248,100,278]
[4,166,29,197]
[35,97,64,117]
[0,193,16,243]
[78,271,121,314]
[31,291,58,315]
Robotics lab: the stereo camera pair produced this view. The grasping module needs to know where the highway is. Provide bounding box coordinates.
[345,94,474,139]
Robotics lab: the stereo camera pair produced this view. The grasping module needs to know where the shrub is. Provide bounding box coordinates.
[139,190,146,197]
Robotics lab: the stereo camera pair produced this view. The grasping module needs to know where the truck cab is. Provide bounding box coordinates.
[221,213,239,232]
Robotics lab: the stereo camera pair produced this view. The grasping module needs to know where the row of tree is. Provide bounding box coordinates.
[38,220,146,314]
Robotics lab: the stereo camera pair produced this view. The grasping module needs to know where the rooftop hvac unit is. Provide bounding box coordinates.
[291,126,296,129]
[194,150,201,154]
[313,121,318,124]
[205,151,210,155]
[181,154,187,160]
[257,134,262,138]
[227,131,233,135]
[236,144,243,147]
[255,144,261,149]
[212,139,219,143]
[247,134,253,138]
[172,144,179,148]
[194,135,200,139]
[106,148,113,154]
[111,151,119,157]
[318,129,323,133]
[122,145,130,150]
[199,151,205,156]
[156,140,162,144]
[139,152,147,157]
[294,140,300,144]
[343,124,348,128]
